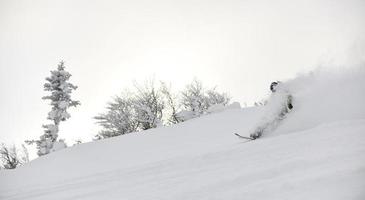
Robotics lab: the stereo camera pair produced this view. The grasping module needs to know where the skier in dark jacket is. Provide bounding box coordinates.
[249,81,293,139]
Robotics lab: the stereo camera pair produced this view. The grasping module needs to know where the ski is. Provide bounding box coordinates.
[234,133,255,140]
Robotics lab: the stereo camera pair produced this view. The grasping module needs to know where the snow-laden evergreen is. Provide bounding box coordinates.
[27,61,80,156]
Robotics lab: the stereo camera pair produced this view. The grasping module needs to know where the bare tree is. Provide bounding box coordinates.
[0,144,29,169]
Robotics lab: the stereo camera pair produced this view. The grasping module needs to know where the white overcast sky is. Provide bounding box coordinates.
[0,0,364,145]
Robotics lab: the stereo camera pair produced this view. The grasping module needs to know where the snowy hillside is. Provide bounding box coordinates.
[1,67,365,200]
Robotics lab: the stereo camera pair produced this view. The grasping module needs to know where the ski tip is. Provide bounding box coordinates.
[234,133,254,140]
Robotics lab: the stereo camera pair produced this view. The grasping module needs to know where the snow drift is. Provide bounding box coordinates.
[1,66,364,200]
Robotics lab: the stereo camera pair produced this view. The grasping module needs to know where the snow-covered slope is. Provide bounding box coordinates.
[1,67,365,200]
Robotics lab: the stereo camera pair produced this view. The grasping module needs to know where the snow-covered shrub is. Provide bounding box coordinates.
[94,94,139,139]
[26,61,79,156]
[132,81,165,130]
[180,79,230,120]
[206,88,230,106]
[95,79,231,139]
[180,79,207,118]
[160,82,181,124]
[95,81,166,139]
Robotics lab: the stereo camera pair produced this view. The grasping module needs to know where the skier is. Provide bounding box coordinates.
[270,81,293,110]
[249,81,293,139]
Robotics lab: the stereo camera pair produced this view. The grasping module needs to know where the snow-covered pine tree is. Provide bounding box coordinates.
[26,61,80,156]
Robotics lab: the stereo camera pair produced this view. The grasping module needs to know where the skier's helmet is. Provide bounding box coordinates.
[270,81,280,92]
